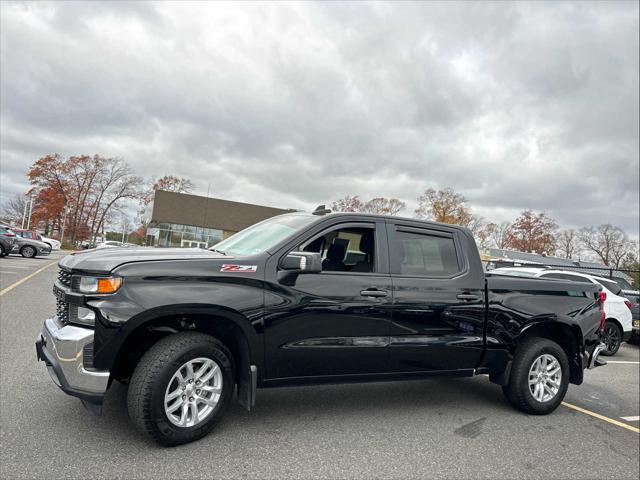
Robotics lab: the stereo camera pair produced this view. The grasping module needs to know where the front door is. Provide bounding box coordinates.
[386,222,485,373]
[263,220,392,380]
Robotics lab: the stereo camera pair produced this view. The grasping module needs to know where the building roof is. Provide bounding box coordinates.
[487,248,632,281]
[150,190,296,233]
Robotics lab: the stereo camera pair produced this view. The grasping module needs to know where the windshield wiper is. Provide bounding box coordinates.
[211,248,227,255]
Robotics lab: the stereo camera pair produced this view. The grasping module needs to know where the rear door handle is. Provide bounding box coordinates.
[457,293,479,301]
[360,289,388,298]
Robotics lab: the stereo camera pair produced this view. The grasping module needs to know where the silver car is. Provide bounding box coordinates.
[11,236,52,258]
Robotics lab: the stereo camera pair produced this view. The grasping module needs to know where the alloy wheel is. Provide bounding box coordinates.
[164,357,223,428]
[528,354,562,403]
[602,325,621,354]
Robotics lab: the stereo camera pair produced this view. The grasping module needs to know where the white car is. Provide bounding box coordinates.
[491,267,633,355]
[38,234,61,250]
[96,241,128,249]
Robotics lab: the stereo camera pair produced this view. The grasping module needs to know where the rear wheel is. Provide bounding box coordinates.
[20,245,36,258]
[600,321,622,356]
[502,337,569,415]
[0,244,5,257]
[127,332,235,446]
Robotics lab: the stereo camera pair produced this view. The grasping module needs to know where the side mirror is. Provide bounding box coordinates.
[280,251,322,273]
[278,252,322,285]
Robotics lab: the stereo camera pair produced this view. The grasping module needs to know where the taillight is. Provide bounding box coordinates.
[599,291,606,330]
[4,232,15,237]
[624,300,632,310]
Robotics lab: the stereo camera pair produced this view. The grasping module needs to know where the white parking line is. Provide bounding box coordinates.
[0,265,35,269]
[606,361,640,364]
[0,271,17,274]
[621,416,640,422]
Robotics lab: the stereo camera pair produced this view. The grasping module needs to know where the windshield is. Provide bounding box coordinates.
[211,214,316,256]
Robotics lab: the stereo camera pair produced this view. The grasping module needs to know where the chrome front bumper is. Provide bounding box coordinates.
[36,317,110,411]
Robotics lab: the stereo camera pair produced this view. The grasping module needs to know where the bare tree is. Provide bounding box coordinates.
[556,229,580,259]
[0,194,28,226]
[579,224,631,268]
[488,221,511,249]
[330,195,365,212]
[361,197,406,215]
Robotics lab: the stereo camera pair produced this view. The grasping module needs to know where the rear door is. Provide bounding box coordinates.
[387,221,485,373]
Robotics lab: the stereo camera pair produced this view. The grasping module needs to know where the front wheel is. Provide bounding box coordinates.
[127,332,235,446]
[502,337,569,415]
[600,321,622,356]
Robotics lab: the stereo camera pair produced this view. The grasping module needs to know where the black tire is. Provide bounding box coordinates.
[0,244,5,257]
[502,337,569,415]
[600,320,622,356]
[127,332,235,446]
[20,245,36,258]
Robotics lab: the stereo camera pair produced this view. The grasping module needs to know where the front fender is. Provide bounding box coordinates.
[92,298,264,372]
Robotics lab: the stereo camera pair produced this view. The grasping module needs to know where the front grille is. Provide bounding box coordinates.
[57,269,72,287]
[56,298,70,324]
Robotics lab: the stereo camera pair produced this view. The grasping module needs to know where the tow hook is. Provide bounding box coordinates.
[588,343,607,369]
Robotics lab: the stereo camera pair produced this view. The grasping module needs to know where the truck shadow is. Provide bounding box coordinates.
[103,375,512,445]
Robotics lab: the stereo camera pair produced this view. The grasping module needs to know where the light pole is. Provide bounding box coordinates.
[121,214,127,243]
[25,196,34,229]
[59,206,68,245]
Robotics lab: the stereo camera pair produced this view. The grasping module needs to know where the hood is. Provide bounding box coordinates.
[59,247,230,273]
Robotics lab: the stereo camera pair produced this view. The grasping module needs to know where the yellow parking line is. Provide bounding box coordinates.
[0,260,57,296]
[562,402,640,433]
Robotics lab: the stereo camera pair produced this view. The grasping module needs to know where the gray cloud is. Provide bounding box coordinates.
[1,0,638,234]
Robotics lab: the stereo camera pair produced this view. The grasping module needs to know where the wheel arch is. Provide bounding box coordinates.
[108,304,261,409]
[604,317,623,335]
[516,321,584,385]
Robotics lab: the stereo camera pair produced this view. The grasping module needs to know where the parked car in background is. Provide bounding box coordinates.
[491,267,633,355]
[96,241,128,249]
[10,235,52,258]
[0,224,17,257]
[622,290,640,343]
[13,228,61,251]
[39,235,61,250]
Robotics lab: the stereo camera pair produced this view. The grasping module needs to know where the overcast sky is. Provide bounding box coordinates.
[1,1,638,234]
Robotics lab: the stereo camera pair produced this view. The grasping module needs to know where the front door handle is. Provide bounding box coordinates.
[457,293,479,301]
[360,289,388,298]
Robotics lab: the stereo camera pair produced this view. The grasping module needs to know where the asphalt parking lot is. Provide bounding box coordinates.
[1,250,638,479]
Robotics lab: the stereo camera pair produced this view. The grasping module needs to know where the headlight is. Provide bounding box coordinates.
[78,275,122,294]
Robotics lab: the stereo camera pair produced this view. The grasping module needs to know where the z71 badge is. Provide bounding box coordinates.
[220,264,258,273]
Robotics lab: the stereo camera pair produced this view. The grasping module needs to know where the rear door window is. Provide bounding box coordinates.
[392,229,460,277]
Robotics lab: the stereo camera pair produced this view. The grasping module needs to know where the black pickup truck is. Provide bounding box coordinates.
[36,209,607,445]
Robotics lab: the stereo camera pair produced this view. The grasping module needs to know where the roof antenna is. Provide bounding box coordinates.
[312,204,332,215]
